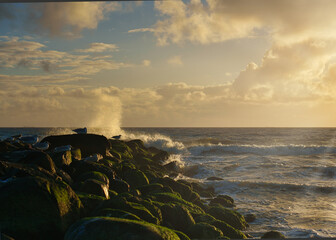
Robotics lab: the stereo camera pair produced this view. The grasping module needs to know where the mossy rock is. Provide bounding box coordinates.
[93,208,141,221]
[0,233,15,240]
[190,182,215,198]
[109,140,134,159]
[156,177,200,203]
[261,230,286,239]
[0,176,82,240]
[99,196,159,224]
[137,183,164,195]
[78,179,109,199]
[211,219,247,239]
[109,179,130,193]
[70,160,115,183]
[207,206,248,230]
[173,231,190,240]
[149,192,205,215]
[187,222,223,239]
[65,217,180,240]
[77,192,106,215]
[160,204,195,233]
[20,151,56,174]
[77,171,109,185]
[210,195,235,208]
[122,169,149,188]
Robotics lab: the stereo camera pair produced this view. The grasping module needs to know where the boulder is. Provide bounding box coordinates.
[244,213,256,223]
[20,151,56,174]
[122,169,149,188]
[42,134,110,157]
[137,183,164,195]
[261,230,286,239]
[0,176,82,240]
[76,192,106,216]
[109,179,130,193]
[78,179,109,199]
[187,222,223,239]
[70,160,115,183]
[207,176,224,181]
[207,206,248,230]
[49,150,72,167]
[77,171,109,186]
[64,217,180,240]
[210,195,235,208]
[160,204,195,233]
[93,208,141,221]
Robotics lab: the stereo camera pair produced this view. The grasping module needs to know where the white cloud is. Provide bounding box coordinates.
[128,28,155,33]
[75,43,118,53]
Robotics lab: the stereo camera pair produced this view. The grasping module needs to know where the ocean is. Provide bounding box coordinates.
[1,127,336,238]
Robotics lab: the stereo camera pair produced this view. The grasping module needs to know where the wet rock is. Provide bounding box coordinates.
[210,195,235,208]
[244,213,256,223]
[42,134,110,158]
[77,171,109,186]
[261,230,286,239]
[137,183,164,195]
[64,217,180,240]
[49,150,72,167]
[70,160,115,183]
[0,176,82,240]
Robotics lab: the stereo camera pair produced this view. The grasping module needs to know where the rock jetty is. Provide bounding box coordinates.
[0,134,251,240]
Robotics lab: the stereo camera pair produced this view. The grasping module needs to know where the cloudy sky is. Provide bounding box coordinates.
[0,0,335,127]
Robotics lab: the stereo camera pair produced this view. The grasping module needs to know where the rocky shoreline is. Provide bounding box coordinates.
[0,133,284,240]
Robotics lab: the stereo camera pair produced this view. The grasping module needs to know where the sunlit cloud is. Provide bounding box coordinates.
[26,2,122,38]
[75,42,118,53]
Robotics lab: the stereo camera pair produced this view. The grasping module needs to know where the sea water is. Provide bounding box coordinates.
[1,127,336,238]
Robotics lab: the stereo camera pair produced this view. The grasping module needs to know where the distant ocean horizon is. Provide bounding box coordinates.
[1,127,336,238]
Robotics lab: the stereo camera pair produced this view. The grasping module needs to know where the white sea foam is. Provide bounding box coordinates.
[188,143,336,156]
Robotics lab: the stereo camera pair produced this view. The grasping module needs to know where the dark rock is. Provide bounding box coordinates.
[160,204,195,233]
[207,206,248,230]
[109,179,130,193]
[122,169,149,188]
[64,217,180,240]
[56,168,73,185]
[0,233,15,240]
[207,176,224,181]
[76,192,106,215]
[244,213,256,223]
[109,140,133,159]
[20,151,56,174]
[173,231,190,240]
[49,150,72,167]
[77,171,109,186]
[78,179,109,199]
[0,176,82,240]
[261,230,286,239]
[152,150,169,162]
[163,161,181,172]
[211,219,247,239]
[70,160,115,183]
[0,160,56,181]
[190,182,215,198]
[137,183,164,195]
[187,222,223,239]
[0,141,19,152]
[42,134,110,157]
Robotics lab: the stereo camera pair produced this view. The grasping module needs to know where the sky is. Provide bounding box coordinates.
[0,0,335,127]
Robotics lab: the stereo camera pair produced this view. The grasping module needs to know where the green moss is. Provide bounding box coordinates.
[93,208,141,221]
[149,192,205,215]
[207,206,248,230]
[187,222,223,239]
[122,169,149,188]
